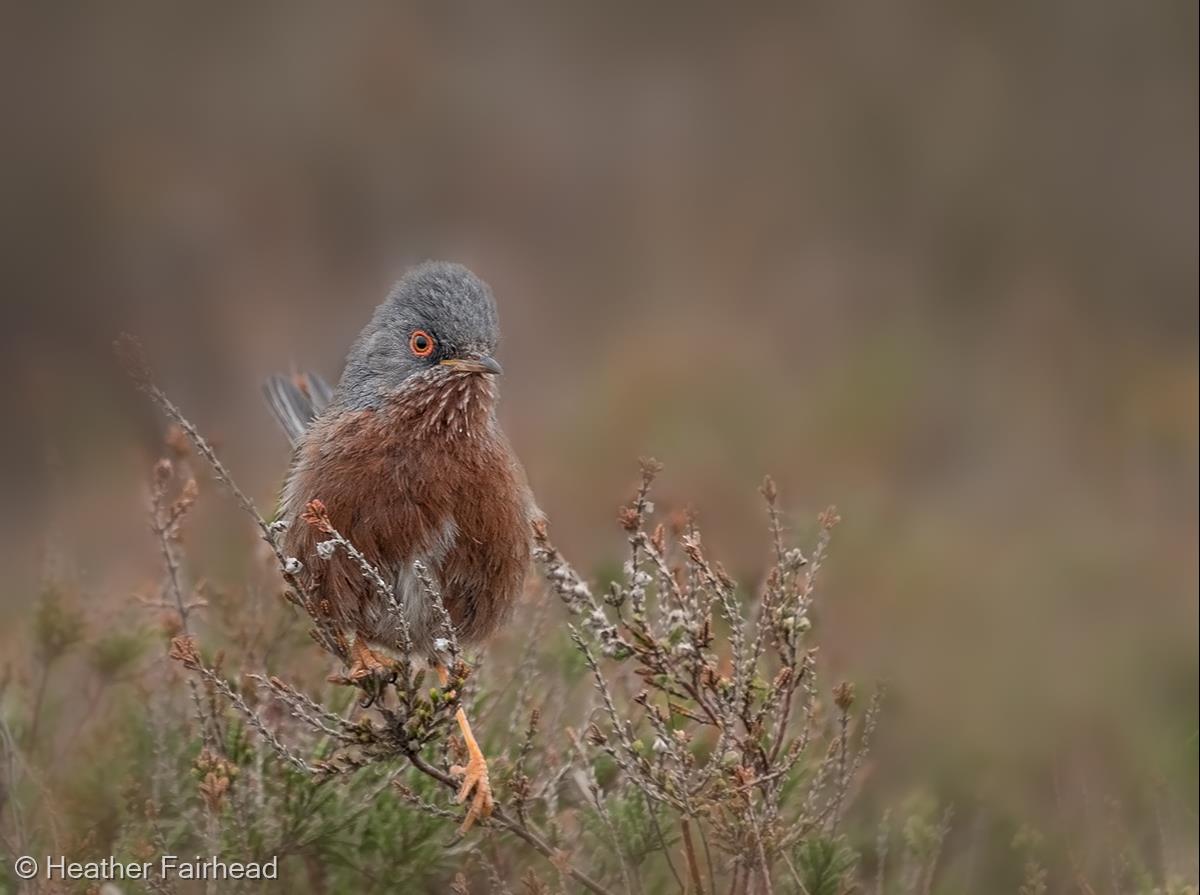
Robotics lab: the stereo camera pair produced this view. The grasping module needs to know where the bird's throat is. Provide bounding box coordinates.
[390,371,497,439]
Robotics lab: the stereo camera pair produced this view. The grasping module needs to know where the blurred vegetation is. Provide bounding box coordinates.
[0,425,1193,892]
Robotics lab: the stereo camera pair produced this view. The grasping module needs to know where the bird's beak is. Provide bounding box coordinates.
[439,356,503,375]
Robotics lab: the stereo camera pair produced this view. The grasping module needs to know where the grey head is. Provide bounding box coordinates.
[338,261,503,410]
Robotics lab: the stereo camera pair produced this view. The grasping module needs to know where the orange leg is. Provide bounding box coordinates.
[437,664,494,832]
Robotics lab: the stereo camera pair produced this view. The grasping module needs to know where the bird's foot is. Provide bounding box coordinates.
[329,639,396,706]
[346,642,394,682]
[450,743,494,833]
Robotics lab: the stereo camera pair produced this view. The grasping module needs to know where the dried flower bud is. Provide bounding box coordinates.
[772,667,793,691]
[179,478,199,503]
[169,478,199,523]
[834,681,856,711]
[168,635,201,669]
[819,506,842,530]
[639,456,664,481]
[650,523,666,554]
[617,505,640,532]
[585,723,608,746]
[301,499,334,534]
[197,761,234,813]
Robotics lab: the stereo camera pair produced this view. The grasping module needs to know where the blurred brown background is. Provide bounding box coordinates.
[1,2,1196,887]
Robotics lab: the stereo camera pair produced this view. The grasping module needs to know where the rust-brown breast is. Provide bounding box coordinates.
[281,373,533,652]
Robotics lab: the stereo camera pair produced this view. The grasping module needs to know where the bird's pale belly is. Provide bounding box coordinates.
[355,515,459,655]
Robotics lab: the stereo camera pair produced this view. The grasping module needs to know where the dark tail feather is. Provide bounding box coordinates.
[263,371,334,445]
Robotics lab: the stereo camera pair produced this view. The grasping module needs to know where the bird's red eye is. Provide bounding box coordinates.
[409,330,435,357]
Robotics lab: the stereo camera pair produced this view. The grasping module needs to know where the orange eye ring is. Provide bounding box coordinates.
[409,330,435,357]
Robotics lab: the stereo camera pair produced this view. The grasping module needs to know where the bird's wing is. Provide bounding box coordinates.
[263,371,334,445]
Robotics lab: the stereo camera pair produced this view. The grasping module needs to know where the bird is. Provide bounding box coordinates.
[263,261,536,831]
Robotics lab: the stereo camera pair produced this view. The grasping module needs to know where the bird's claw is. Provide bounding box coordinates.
[328,641,397,707]
[348,643,394,680]
[450,750,494,833]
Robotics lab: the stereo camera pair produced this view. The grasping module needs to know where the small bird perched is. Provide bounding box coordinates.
[264,261,536,830]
